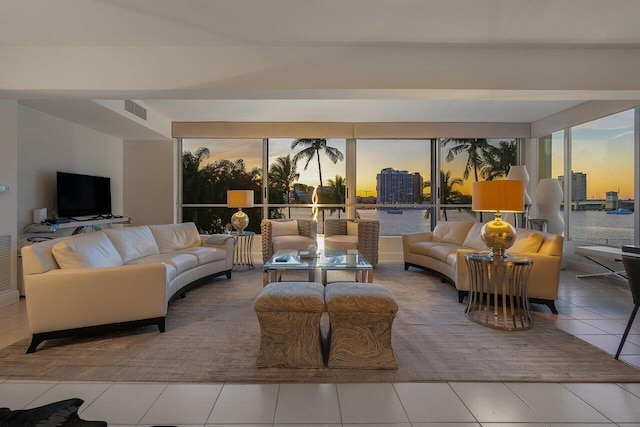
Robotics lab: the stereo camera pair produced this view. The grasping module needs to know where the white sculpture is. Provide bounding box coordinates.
[507,165,531,227]
[536,178,564,235]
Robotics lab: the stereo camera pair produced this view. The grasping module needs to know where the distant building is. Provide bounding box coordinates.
[605,191,619,210]
[558,171,587,201]
[376,168,423,204]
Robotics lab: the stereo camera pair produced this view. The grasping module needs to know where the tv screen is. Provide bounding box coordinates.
[56,172,112,218]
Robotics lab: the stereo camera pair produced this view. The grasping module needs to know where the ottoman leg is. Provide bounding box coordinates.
[327,312,398,369]
[256,311,324,368]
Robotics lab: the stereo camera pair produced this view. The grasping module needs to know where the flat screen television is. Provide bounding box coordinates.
[56,172,112,218]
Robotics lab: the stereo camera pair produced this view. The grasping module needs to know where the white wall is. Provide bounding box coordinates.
[123,140,175,225]
[17,105,124,232]
[0,101,19,306]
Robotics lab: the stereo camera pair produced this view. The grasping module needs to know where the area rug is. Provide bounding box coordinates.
[1,263,640,383]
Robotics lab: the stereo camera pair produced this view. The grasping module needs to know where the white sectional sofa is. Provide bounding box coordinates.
[21,222,235,353]
[402,221,564,313]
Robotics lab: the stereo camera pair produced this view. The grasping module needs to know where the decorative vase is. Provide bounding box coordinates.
[507,166,531,205]
[507,165,531,227]
[536,178,564,235]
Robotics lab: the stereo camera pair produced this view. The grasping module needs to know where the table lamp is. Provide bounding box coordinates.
[227,190,254,234]
[472,180,525,258]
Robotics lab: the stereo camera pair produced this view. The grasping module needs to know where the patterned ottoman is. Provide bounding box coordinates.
[253,281,326,368]
[325,282,398,369]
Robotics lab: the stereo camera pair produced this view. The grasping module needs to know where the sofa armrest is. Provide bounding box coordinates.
[402,231,433,255]
[201,234,235,269]
[520,252,562,300]
[25,263,168,334]
[454,248,476,291]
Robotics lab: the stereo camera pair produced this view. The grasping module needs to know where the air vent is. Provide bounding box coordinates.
[0,235,10,292]
[124,100,147,121]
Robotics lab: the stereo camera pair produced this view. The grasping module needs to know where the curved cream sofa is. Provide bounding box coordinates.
[21,222,235,353]
[402,221,564,313]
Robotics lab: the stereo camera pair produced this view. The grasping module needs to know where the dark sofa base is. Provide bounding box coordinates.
[27,317,166,354]
[168,269,232,303]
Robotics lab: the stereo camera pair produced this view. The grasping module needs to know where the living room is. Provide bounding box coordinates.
[2,1,640,424]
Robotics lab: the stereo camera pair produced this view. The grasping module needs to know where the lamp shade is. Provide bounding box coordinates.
[227,190,254,208]
[472,180,525,213]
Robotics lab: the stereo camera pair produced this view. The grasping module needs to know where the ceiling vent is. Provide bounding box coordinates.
[124,100,147,121]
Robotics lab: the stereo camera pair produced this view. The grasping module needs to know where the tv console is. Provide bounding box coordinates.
[23,216,132,236]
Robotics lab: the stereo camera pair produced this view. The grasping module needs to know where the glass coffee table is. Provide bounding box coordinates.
[263,249,373,286]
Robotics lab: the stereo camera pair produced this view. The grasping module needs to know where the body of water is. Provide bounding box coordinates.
[323,208,636,247]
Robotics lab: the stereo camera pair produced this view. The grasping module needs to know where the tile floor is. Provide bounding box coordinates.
[2,267,640,425]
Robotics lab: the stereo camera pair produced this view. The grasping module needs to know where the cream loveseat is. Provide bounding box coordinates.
[402,221,564,313]
[21,222,235,353]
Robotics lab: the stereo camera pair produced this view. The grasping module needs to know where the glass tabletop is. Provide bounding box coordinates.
[464,252,532,265]
[264,249,372,270]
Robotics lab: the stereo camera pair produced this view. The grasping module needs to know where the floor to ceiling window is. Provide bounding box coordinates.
[181,138,263,234]
[267,138,346,228]
[437,138,519,223]
[538,108,638,247]
[178,135,524,237]
[569,110,636,246]
[356,139,431,235]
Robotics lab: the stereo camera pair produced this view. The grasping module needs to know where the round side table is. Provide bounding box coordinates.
[232,231,255,270]
[464,252,533,331]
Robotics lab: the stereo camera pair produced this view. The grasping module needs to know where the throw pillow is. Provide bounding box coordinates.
[0,398,107,426]
[104,225,160,263]
[433,221,475,245]
[52,232,123,269]
[507,230,544,254]
[271,220,299,237]
[149,222,201,253]
[346,221,359,236]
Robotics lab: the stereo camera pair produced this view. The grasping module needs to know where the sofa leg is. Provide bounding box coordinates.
[547,301,558,315]
[458,291,468,304]
[226,270,232,279]
[26,335,44,354]
[404,262,409,271]
[157,317,166,333]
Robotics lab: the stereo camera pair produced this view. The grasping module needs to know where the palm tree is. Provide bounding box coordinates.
[326,175,346,218]
[442,138,490,182]
[291,138,344,221]
[291,139,344,194]
[479,140,517,180]
[425,170,465,220]
[269,155,299,217]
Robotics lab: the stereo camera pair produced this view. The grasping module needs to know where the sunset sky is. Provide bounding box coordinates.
[184,110,635,201]
[552,109,634,200]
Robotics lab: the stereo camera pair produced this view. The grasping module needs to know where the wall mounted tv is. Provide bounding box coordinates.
[56,172,112,218]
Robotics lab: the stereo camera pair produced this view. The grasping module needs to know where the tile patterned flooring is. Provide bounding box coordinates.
[2,267,640,425]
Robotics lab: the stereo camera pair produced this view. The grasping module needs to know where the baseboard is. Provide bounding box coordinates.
[0,289,20,307]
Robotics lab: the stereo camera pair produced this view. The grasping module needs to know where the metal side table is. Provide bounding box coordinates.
[464,252,534,331]
[232,231,255,270]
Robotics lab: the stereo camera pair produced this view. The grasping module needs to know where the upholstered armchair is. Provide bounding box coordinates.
[324,219,380,267]
[260,219,318,263]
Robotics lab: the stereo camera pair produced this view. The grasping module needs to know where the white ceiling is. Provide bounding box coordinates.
[3,0,640,128]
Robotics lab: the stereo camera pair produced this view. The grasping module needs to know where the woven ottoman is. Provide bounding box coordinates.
[253,281,326,368]
[325,282,398,369]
